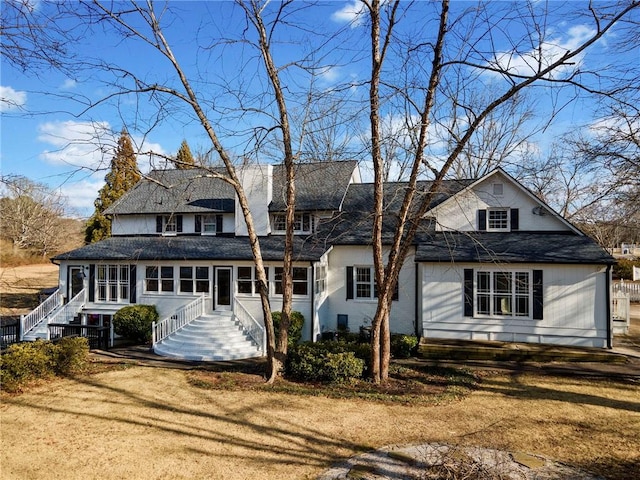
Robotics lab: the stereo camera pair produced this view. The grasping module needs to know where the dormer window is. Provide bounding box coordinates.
[272,213,313,234]
[196,214,223,235]
[156,215,183,235]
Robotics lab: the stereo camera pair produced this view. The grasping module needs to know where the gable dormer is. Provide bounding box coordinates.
[429,169,577,234]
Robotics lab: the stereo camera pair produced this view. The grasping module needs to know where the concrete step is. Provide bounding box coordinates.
[153,313,262,362]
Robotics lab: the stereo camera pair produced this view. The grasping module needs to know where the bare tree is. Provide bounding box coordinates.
[0,175,68,257]
[362,0,640,382]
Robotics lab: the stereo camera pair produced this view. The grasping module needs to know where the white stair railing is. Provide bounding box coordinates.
[152,294,205,346]
[233,298,265,355]
[20,288,62,340]
[45,289,86,339]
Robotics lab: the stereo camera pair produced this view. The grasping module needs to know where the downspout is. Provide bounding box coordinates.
[310,261,315,342]
[414,261,420,338]
[606,264,612,349]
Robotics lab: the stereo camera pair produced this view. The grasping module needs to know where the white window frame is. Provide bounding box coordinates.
[145,265,175,293]
[272,213,313,234]
[355,266,374,299]
[179,266,210,294]
[487,208,510,231]
[274,266,309,296]
[315,264,327,295]
[96,264,129,303]
[202,214,219,234]
[474,269,531,318]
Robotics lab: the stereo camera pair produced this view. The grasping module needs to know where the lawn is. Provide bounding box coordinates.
[1,360,638,480]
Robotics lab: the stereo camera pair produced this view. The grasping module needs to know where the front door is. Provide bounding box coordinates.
[214,267,232,311]
[68,266,84,301]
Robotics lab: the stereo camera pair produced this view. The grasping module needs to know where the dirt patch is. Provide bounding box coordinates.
[0,263,59,318]
[1,365,638,480]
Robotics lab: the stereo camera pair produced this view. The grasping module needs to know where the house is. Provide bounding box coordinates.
[20,161,616,360]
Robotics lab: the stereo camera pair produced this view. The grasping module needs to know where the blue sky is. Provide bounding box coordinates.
[1,1,638,218]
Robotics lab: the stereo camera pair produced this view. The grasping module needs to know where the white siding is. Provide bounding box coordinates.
[433,172,567,232]
[111,215,158,235]
[420,262,609,347]
[322,245,417,335]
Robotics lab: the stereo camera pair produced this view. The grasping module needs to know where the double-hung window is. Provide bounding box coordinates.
[96,264,129,302]
[236,267,268,295]
[488,209,509,231]
[179,266,210,294]
[156,215,183,235]
[145,266,174,293]
[274,267,309,296]
[346,266,399,301]
[474,270,533,317]
[315,265,327,295]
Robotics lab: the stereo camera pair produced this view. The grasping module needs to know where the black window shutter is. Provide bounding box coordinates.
[533,269,543,320]
[463,268,473,317]
[478,210,487,231]
[216,215,223,233]
[156,216,163,233]
[88,264,96,302]
[346,266,354,300]
[511,208,519,231]
[129,265,137,303]
[195,215,201,233]
[176,215,183,233]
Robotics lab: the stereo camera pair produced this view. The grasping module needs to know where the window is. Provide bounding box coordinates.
[345,266,399,301]
[196,214,222,234]
[96,264,129,302]
[493,183,504,196]
[272,213,313,233]
[474,270,531,317]
[236,267,268,295]
[274,267,309,296]
[488,209,509,230]
[315,264,327,294]
[145,266,174,293]
[179,266,210,294]
[156,215,183,234]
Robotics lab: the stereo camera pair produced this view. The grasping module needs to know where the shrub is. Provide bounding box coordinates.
[113,304,159,343]
[0,338,89,393]
[52,337,89,376]
[272,311,305,347]
[391,334,419,359]
[287,341,367,383]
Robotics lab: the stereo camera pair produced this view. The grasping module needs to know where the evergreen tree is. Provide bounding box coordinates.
[85,129,141,243]
[174,139,195,169]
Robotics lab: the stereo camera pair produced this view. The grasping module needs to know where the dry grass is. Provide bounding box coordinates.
[1,362,638,480]
[0,263,59,318]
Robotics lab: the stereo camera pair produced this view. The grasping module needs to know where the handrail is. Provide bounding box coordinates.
[233,298,265,355]
[152,294,205,346]
[45,289,86,339]
[20,288,62,340]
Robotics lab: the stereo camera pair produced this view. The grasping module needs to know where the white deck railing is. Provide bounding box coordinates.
[612,291,630,324]
[20,288,62,340]
[233,298,265,355]
[45,289,86,339]
[152,295,205,346]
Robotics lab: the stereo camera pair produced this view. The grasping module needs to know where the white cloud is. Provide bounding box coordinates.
[491,24,596,79]
[56,179,105,218]
[60,79,77,90]
[0,85,27,112]
[331,1,366,27]
[318,65,340,83]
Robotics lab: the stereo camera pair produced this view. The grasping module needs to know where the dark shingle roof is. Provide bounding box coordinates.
[52,235,326,263]
[105,168,235,215]
[270,160,358,211]
[415,232,615,264]
[315,179,473,244]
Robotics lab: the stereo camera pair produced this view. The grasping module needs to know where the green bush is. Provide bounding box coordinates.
[272,311,305,348]
[390,334,419,358]
[0,338,89,393]
[287,341,367,383]
[613,258,640,280]
[52,337,89,375]
[113,304,159,343]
